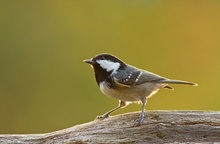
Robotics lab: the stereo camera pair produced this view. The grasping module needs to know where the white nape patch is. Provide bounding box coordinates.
[96,60,120,74]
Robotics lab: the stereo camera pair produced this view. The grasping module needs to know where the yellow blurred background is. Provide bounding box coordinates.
[0,0,219,134]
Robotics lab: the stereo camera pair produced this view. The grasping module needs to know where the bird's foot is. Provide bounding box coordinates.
[135,115,144,126]
[95,114,109,120]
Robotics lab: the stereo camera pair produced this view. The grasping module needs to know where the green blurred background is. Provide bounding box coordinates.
[0,0,219,134]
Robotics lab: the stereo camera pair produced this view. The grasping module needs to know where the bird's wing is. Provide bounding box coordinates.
[113,66,166,87]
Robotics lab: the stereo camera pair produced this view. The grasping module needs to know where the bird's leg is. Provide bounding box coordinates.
[96,100,127,120]
[138,97,147,126]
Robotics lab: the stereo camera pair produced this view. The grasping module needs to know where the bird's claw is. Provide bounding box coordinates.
[134,116,144,126]
[95,114,109,120]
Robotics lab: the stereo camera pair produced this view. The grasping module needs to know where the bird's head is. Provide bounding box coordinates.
[83,53,126,75]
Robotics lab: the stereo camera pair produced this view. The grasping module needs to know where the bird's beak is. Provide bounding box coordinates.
[83,59,95,65]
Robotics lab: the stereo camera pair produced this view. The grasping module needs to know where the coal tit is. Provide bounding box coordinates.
[84,53,197,125]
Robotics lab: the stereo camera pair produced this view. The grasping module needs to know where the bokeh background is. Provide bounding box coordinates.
[0,0,220,134]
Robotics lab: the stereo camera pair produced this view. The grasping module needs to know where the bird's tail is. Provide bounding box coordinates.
[158,79,198,86]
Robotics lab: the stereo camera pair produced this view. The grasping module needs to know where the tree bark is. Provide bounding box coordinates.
[0,111,220,144]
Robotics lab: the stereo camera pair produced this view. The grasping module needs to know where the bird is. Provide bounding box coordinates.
[83,53,197,125]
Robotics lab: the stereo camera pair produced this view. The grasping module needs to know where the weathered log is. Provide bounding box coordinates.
[0,111,220,144]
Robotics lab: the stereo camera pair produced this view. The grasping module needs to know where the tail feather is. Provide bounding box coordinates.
[158,79,198,86]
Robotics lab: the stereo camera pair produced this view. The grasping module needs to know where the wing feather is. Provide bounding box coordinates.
[113,66,166,87]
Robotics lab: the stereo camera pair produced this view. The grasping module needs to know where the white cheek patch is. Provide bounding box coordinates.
[96,60,120,74]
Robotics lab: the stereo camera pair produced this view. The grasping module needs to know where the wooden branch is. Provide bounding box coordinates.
[1,111,220,144]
